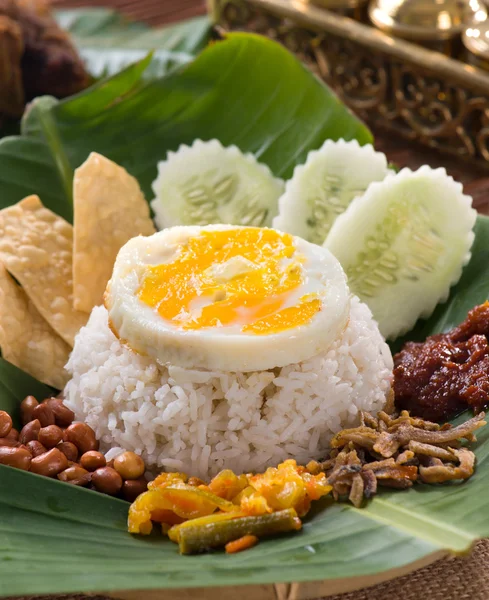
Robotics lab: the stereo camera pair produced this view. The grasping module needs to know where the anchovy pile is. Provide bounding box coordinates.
[315,410,486,508]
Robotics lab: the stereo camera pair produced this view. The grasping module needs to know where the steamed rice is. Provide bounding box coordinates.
[64,296,393,479]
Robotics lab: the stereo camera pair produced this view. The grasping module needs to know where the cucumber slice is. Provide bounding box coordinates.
[325,166,476,340]
[273,139,390,244]
[151,139,284,229]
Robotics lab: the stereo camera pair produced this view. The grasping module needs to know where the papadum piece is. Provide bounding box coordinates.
[0,195,88,346]
[73,152,155,313]
[0,262,70,389]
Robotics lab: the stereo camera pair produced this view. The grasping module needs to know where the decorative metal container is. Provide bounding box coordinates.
[369,0,487,54]
[209,0,489,169]
[464,19,489,69]
[309,0,369,20]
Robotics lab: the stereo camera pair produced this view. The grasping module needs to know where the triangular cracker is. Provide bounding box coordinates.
[73,152,155,313]
[0,195,88,346]
[0,262,70,389]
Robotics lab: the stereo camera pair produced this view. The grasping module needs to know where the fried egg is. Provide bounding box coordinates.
[105,225,350,371]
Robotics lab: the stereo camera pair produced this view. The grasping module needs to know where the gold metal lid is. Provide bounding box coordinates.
[369,0,488,41]
[464,19,489,58]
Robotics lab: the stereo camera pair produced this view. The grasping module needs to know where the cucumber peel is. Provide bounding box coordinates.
[325,166,477,339]
[151,139,284,229]
[273,139,390,244]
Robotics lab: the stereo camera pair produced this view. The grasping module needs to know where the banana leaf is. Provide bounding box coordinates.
[0,218,488,598]
[0,359,52,426]
[0,32,372,223]
[0,9,210,140]
[1,213,489,595]
[54,8,211,78]
[0,27,486,599]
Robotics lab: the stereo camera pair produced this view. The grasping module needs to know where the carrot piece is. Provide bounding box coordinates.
[225,535,259,554]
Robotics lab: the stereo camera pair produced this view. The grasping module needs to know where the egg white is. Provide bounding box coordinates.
[105,225,351,371]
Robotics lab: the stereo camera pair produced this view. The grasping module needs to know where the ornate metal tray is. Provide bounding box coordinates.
[210,0,489,169]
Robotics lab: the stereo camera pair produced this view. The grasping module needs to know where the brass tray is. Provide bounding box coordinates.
[209,0,489,170]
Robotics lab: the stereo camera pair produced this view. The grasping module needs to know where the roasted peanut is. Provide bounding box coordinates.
[20,396,39,425]
[0,438,20,448]
[31,403,55,427]
[71,474,91,486]
[5,428,19,441]
[26,440,47,457]
[73,474,91,486]
[80,450,106,472]
[38,425,64,448]
[65,423,98,454]
[19,419,41,445]
[91,467,122,495]
[114,451,145,480]
[58,465,91,486]
[0,411,12,438]
[57,441,78,462]
[0,446,31,470]
[45,398,75,428]
[30,448,68,477]
[122,478,148,502]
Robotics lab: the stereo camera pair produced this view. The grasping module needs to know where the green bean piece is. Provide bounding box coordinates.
[174,508,302,554]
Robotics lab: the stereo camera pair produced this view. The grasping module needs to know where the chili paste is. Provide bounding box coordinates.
[394,302,489,421]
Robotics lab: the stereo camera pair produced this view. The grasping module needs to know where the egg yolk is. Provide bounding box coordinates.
[138,228,321,335]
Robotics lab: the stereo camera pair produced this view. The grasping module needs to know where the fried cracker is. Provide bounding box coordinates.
[0,262,70,389]
[73,152,155,313]
[0,195,88,345]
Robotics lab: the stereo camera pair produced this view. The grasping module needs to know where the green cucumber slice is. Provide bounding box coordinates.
[273,139,390,244]
[325,166,476,340]
[151,139,284,229]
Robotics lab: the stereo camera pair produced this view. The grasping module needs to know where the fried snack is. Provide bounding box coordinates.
[0,14,24,117]
[0,195,88,345]
[73,153,155,313]
[0,262,70,388]
[322,410,485,507]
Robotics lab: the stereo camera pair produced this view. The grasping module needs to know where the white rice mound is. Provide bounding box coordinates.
[64,296,393,479]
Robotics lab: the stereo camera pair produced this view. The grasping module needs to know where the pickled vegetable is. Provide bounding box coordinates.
[128,485,238,534]
[225,535,259,554]
[128,460,332,553]
[208,469,249,501]
[170,509,302,554]
[248,459,332,516]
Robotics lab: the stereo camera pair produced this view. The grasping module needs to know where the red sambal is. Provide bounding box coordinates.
[394,302,489,421]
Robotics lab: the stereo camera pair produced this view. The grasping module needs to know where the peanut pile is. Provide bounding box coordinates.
[0,396,148,502]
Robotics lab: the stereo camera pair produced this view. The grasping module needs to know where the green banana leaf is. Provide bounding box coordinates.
[0,26,486,599]
[0,359,52,426]
[0,32,372,223]
[0,9,210,140]
[1,212,489,596]
[54,8,211,79]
